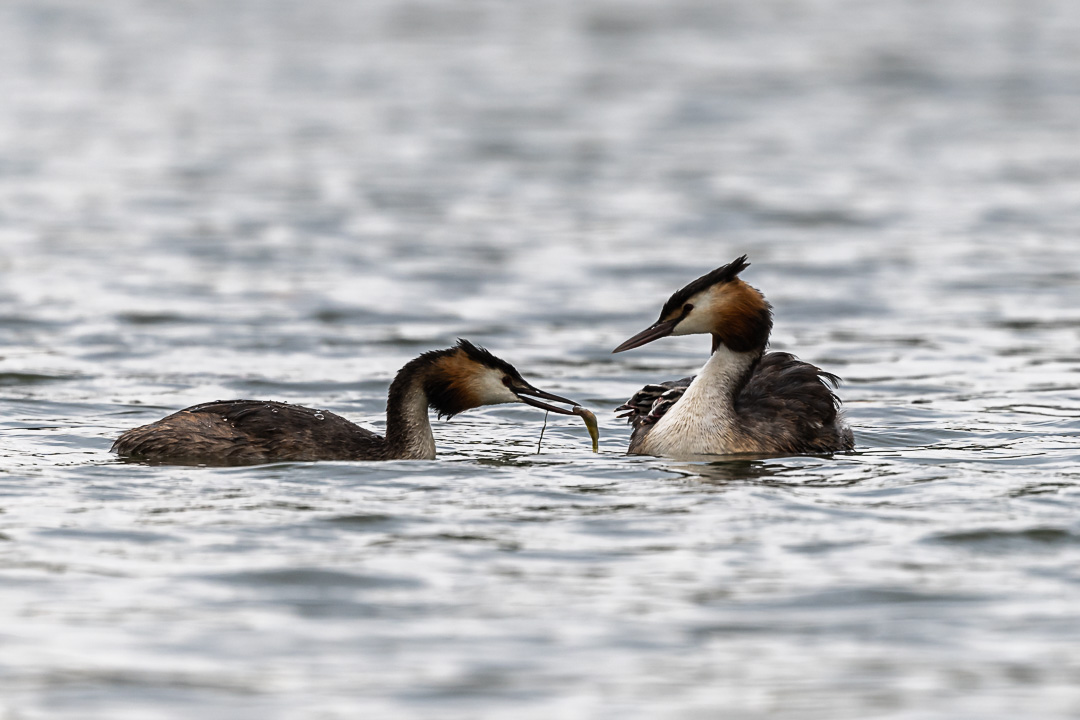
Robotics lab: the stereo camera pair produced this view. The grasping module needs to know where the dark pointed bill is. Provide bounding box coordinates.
[513,385,578,415]
[611,319,677,353]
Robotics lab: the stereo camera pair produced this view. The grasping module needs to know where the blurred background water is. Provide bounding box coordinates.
[2,0,1080,717]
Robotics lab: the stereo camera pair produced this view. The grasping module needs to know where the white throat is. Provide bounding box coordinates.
[639,345,759,457]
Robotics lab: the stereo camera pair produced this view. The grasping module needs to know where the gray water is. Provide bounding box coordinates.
[2,0,1080,717]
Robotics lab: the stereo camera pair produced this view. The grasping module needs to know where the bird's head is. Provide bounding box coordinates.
[423,340,579,419]
[612,255,772,354]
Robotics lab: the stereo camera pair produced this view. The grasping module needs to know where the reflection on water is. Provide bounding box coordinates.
[668,459,790,484]
[3,0,1080,718]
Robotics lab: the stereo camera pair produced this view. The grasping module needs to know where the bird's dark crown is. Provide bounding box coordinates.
[454,339,525,383]
[658,254,750,322]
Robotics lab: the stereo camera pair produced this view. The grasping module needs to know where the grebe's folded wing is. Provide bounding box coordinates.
[616,378,692,455]
[735,353,840,418]
[616,377,693,429]
[115,400,384,464]
[735,353,851,453]
[186,400,382,454]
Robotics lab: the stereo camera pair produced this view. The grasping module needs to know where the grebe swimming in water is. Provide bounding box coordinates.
[613,256,854,457]
[113,340,580,465]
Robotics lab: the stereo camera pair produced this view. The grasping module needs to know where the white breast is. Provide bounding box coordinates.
[638,346,757,457]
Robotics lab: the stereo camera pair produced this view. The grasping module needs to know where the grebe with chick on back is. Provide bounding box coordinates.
[113,340,582,465]
[613,256,854,458]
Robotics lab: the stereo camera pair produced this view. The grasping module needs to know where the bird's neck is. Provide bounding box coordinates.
[684,343,761,410]
[641,343,762,456]
[383,364,438,460]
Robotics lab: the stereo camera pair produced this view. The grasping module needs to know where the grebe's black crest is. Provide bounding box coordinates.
[658,254,750,321]
[457,339,524,382]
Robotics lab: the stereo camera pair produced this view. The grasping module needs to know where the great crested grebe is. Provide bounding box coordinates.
[613,256,854,457]
[113,340,580,465]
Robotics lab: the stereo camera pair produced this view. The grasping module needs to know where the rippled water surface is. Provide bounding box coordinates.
[3,1,1080,717]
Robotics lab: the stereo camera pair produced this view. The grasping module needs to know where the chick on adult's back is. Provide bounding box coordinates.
[613,256,854,458]
[113,340,579,465]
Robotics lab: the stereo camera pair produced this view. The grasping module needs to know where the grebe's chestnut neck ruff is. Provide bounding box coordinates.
[113,340,579,465]
[613,256,854,457]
